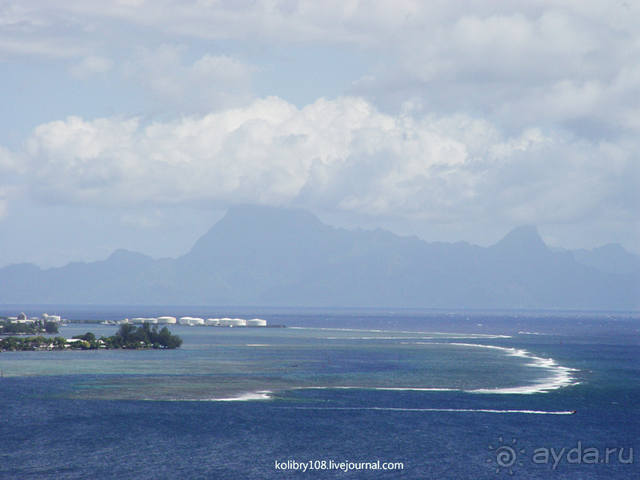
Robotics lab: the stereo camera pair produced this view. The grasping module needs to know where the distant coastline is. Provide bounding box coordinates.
[0,313,62,336]
[0,324,182,352]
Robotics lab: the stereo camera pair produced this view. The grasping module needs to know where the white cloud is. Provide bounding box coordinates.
[0,196,7,220]
[0,37,86,58]
[2,1,639,252]
[0,146,22,222]
[0,145,22,174]
[123,45,255,110]
[69,55,113,78]
[0,3,88,58]
[346,4,640,136]
[19,96,639,233]
[6,2,640,137]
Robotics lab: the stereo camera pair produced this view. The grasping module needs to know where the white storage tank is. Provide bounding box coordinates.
[219,318,246,327]
[130,317,157,324]
[157,316,177,324]
[180,317,205,326]
[246,318,267,327]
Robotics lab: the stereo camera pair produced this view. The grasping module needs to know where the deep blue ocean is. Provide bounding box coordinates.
[1,307,638,479]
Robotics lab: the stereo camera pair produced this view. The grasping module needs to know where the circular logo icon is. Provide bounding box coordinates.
[495,445,517,468]
[488,436,525,475]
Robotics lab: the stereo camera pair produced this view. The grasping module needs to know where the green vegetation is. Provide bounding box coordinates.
[77,324,183,349]
[45,322,59,333]
[0,336,66,352]
[0,324,182,352]
[0,320,59,335]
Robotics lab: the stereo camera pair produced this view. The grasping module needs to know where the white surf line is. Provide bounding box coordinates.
[281,406,575,415]
[287,326,511,339]
[296,343,579,395]
[442,342,579,394]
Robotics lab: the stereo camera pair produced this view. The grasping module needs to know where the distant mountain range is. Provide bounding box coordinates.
[2,205,638,309]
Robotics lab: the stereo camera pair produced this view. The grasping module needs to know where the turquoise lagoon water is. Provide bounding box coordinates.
[1,324,571,401]
[1,310,638,479]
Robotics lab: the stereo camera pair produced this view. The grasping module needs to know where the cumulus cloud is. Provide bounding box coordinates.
[123,45,256,110]
[350,4,640,137]
[6,2,640,137]
[0,3,89,58]
[0,145,22,174]
[0,146,24,221]
[2,1,639,251]
[20,97,639,231]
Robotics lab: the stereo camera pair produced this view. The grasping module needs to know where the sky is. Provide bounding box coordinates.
[1,0,639,267]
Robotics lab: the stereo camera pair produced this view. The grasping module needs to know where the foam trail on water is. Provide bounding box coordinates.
[281,407,575,415]
[150,391,274,402]
[208,391,273,401]
[299,386,457,392]
[288,327,511,339]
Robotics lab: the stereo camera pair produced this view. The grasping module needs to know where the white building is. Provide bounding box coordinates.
[246,318,267,327]
[131,317,157,324]
[179,316,205,326]
[219,318,246,327]
[157,316,177,324]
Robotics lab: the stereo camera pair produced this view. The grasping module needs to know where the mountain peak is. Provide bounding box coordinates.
[493,225,548,252]
[107,249,151,263]
[222,204,323,227]
[186,205,328,261]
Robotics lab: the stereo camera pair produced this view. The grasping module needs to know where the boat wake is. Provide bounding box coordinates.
[280,406,575,415]
[207,391,273,401]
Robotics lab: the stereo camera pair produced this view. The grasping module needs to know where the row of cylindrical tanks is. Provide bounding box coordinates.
[120,316,267,327]
[6,313,63,324]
